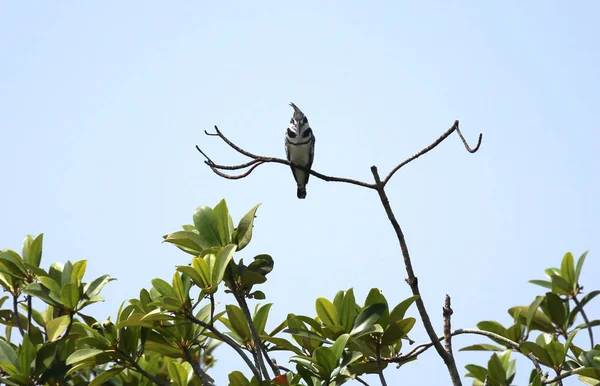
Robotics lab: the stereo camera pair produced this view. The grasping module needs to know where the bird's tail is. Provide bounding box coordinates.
[297,185,307,199]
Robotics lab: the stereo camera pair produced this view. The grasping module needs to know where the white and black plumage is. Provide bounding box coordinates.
[285,102,315,199]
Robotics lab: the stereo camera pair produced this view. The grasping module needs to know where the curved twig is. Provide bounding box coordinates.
[382,120,482,186]
[209,162,265,180]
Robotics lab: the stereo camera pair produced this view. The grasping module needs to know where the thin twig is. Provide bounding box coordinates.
[375,340,388,386]
[188,314,262,381]
[443,295,453,355]
[128,356,167,386]
[573,294,594,347]
[382,120,482,186]
[371,166,462,386]
[209,294,215,327]
[183,347,214,386]
[12,294,24,337]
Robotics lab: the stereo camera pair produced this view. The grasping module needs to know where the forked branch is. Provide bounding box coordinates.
[195,121,482,190]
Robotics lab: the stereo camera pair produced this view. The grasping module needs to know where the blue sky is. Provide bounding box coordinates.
[1,2,599,385]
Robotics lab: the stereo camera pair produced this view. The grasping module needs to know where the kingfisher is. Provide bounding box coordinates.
[285,102,315,199]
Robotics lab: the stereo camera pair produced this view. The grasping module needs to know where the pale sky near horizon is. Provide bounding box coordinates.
[1,2,599,385]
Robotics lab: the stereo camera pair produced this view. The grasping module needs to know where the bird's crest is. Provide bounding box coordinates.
[289,102,306,123]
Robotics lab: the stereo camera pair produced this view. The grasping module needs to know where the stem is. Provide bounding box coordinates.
[209,294,215,327]
[443,295,453,355]
[12,293,24,337]
[371,166,462,386]
[233,289,279,377]
[375,340,388,386]
[573,294,594,347]
[188,315,262,381]
[355,377,370,386]
[183,347,214,386]
[27,295,32,335]
[129,356,167,386]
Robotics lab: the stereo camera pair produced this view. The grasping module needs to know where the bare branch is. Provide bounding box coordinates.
[382,120,482,186]
[371,166,462,385]
[443,295,454,355]
[196,126,376,189]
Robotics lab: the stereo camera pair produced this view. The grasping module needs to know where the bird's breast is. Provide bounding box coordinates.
[287,141,312,166]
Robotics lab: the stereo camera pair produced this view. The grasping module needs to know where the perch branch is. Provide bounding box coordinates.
[197,126,376,189]
[443,295,454,355]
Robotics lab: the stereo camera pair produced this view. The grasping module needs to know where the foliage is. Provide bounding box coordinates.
[0,200,597,385]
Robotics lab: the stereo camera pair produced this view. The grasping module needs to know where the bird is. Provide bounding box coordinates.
[285,102,315,199]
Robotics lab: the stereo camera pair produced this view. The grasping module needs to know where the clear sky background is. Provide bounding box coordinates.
[1,2,599,385]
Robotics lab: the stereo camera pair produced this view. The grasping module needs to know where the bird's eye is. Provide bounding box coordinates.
[302,117,308,124]
[302,128,312,138]
[287,128,297,138]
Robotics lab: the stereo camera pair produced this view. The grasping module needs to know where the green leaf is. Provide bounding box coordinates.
[316,298,339,327]
[228,370,251,386]
[163,230,204,255]
[60,283,80,309]
[560,252,576,290]
[550,274,571,295]
[34,342,57,376]
[314,346,337,376]
[261,335,303,356]
[545,340,565,366]
[487,353,507,385]
[508,306,554,333]
[253,303,272,335]
[526,296,546,330]
[226,305,251,343]
[168,361,189,386]
[83,274,115,299]
[66,348,109,365]
[23,234,43,268]
[575,251,588,284]
[350,303,386,336]
[364,288,389,327]
[235,204,261,251]
[464,364,488,382]
[47,315,71,341]
[339,289,358,333]
[389,295,419,323]
[37,276,61,295]
[519,341,553,366]
[381,318,415,345]
[89,367,124,386]
[529,280,552,290]
[193,206,223,248]
[545,292,566,328]
[213,199,233,246]
[459,344,505,352]
[71,260,87,284]
[213,244,236,288]
[18,334,36,374]
[331,333,350,361]
[0,339,18,366]
[151,278,176,298]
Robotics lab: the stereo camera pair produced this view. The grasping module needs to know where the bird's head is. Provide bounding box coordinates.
[287,102,313,142]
